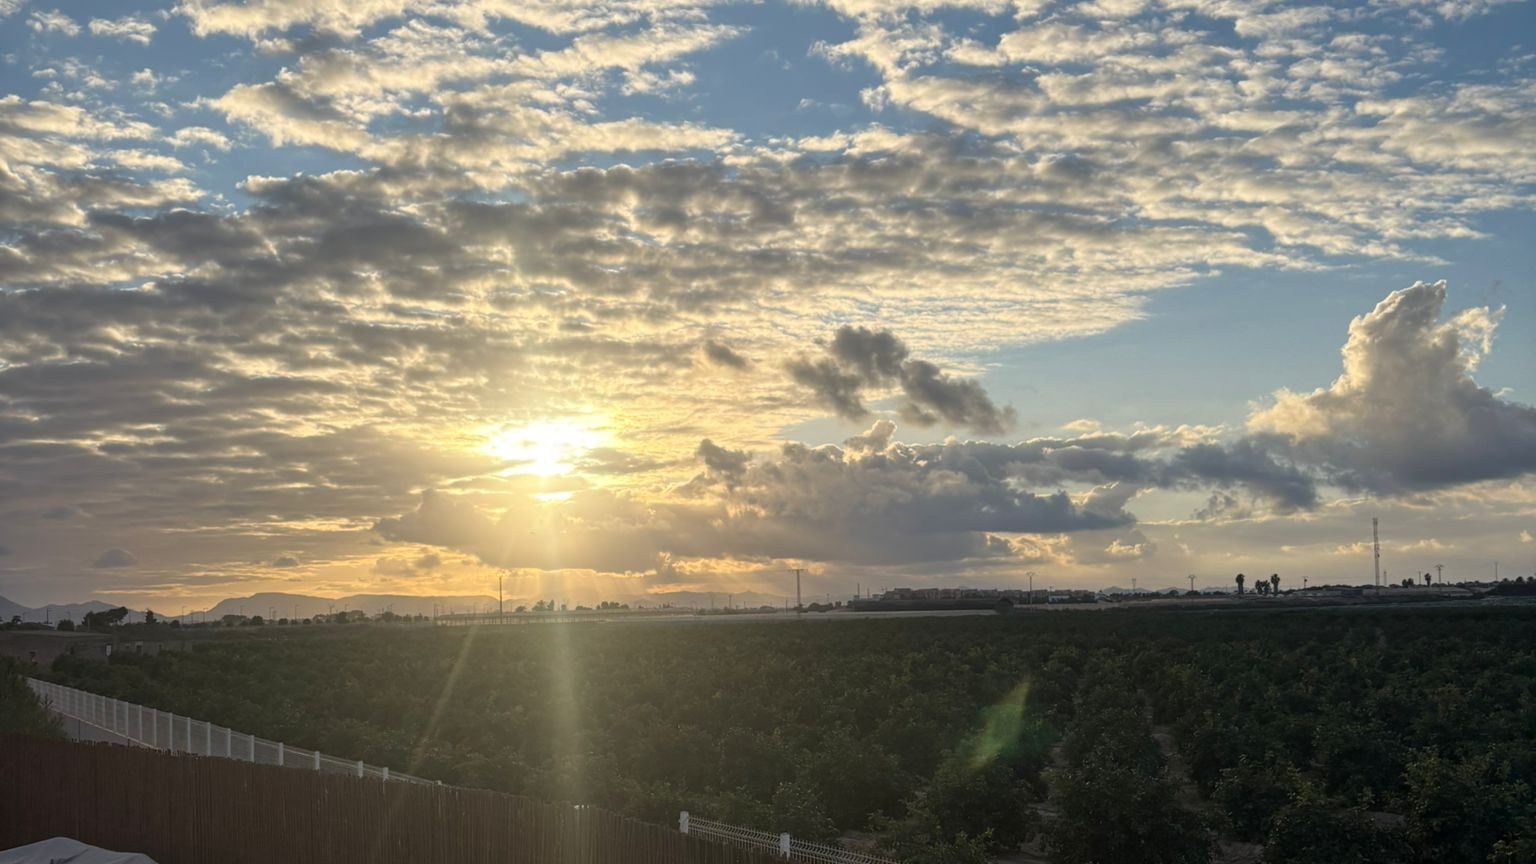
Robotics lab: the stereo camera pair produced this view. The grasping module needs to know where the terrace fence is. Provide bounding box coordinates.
[679,813,898,864]
[27,677,426,784]
[0,735,777,864]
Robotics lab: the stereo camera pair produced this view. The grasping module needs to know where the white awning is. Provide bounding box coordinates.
[0,838,158,864]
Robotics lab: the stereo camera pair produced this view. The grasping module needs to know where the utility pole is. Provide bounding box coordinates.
[498,573,504,622]
[1131,576,1137,594]
[1435,564,1443,585]
[1188,574,1196,593]
[1495,561,1500,581]
[791,568,805,613]
[1027,571,1035,605]
[1372,517,1381,591]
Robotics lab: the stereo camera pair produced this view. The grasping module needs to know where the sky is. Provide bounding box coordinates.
[0,0,1533,610]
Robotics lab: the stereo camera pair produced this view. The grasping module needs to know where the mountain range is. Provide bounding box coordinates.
[2,589,795,624]
[0,596,139,624]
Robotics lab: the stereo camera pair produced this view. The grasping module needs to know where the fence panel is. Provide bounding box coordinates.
[27,678,431,784]
[681,815,898,864]
[0,736,778,864]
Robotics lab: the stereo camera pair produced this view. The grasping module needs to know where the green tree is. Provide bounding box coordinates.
[770,781,836,841]
[1264,799,1409,864]
[0,657,63,737]
[1402,749,1532,863]
[1212,755,1300,842]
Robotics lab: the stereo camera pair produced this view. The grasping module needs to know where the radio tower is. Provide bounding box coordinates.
[1372,517,1381,590]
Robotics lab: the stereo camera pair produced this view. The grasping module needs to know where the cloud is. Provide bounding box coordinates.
[28,9,78,35]
[1249,281,1536,493]
[1173,439,1318,512]
[88,15,156,44]
[169,127,231,150]
[272,555,300,567]
[788,326,1015,434]
[92,548,137,568]
[702,340,750,369]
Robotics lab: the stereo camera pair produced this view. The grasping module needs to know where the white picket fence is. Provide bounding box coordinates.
[28,678,432,785]
[679,813,897,864]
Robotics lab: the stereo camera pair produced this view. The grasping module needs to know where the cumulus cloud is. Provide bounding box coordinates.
[28,9,78,35]
[788,326,1015,434]
[92,548,137,568]
[272,555,300,567]
[1249,281,1536,493]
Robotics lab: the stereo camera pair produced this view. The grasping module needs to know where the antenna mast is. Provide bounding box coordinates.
[1372,517,1381,590]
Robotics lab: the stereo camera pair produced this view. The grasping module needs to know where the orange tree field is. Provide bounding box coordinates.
[47,606,1536,863]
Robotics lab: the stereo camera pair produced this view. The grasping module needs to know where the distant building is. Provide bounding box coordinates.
[0,631,112,666]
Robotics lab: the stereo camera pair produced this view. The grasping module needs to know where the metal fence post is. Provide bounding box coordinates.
[313,750,321,770]
[248,733,256,762]
[168,714,176,753]
[277,741,285,767]
[205,721,211,756]
[138,704,144,743]
[150,709,158,748]
[356,759,364,778]
[382,766,389,782]
[186,715,192,752]
[224,726,232,758]
[780,833,791,858]
[679,811,689,834]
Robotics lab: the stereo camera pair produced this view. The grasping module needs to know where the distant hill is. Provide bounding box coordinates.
[2,588,794,626]
[200,592,500,620]
[0,595,141,624]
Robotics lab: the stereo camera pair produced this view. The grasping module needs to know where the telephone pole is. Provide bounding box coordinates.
[498,573,504,621]
[1188,574,1196,593]
[1372,517,1381,590]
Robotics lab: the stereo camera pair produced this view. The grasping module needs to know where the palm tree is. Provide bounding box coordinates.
[1235,573,1246,595]
[1270,574,1280,595]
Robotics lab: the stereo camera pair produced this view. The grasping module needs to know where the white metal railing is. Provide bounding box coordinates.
[679,813,898,864]
[28,678,432,785]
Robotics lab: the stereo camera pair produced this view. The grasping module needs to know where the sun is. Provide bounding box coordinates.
[485,418,606,477]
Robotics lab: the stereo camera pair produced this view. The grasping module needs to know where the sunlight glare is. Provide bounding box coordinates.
[486,418,606,477]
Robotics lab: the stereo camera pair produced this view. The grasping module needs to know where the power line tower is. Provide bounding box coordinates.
[1372,517,1381,590]
[1435,563,1443,585]
[1188,574,1196,593]
[790,568,805,613]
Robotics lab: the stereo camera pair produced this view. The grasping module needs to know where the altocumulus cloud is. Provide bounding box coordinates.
[787,326,1016,435]
[92,548,137,568]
